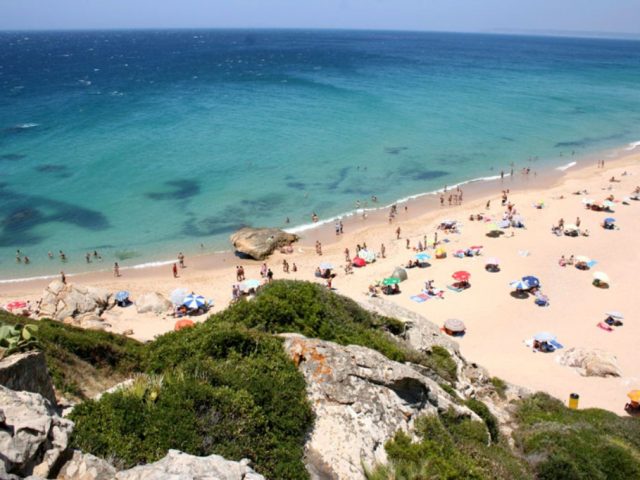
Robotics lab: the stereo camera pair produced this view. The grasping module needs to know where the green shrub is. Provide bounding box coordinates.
[466,399,500,443]
[490,377,507,399]
[0,322,39,358]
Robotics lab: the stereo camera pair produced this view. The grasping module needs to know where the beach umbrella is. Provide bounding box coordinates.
[581,198,594,205]
[5,300,27,311]
[604,217,616,223]
[522,276,540,288]
[485,257,500,266]
[240,279,261,291]
[353,257,366,267]
[452,271,470,282]
[360,249,376,263]
[435,247,446,257]
[174,319,195,331]
[115,291,130,302]
[534,332,557,342]
[469,245,483,251]
[170,288,189,306]
[605,311,624,320]
[628,390,640,403]
[183,294,206,310]
[391,267,408,281]
[382,277,400,286]
[575,255,590,264]
[564,224,579,231]
[444,318,466,333]
[499,219,511,229]
[487,223,500,232]
[442,219,456,226]
[603,201,615,209]
[415,252,431,261]
[319,262,334,270]
[593,271,610,283]
[510,279,530,290]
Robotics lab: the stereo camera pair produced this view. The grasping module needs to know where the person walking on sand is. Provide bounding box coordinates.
[172,263,178,278]
[576,217,581,228]
[292,262,297,273]
[113,262,120,277]
[440,195,444,206]
[381,243,386,258]
[267,268,274,282]
[60,271,66,284]
[396,226,401,239]
[486,200,491,209]
[344,248,350,262]
[178,252,185,268]
[406,238,410,249]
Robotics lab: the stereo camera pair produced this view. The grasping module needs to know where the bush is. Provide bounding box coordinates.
[466,398,500,443]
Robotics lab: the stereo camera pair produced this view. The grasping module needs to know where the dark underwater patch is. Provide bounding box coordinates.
[555,132,625,148]
[286,181,307,190]
[182,217,246,237]
[35,164,71,177]
[146,179,201,200]
[326,167,351,191]
[0,153,26,161]
[411,170,449,181]
[385,146,408,155]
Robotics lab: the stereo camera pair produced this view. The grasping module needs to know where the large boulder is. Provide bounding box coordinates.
[281,334,476,479]
[230,227,298,260]
[56,450,116,480]
[115,449,265,480]
[0,386,73,478]
[135,292,172,315]
[38,281,114,322]
[558,348,622,377]
[0,351,57,405]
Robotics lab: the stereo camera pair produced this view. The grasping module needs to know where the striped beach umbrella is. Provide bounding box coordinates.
[510,279,530,290]
[183,294,206,309]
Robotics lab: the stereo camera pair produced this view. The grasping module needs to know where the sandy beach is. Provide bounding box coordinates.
[2,150,639,415]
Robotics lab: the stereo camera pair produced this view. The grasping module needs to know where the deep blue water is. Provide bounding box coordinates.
[1,29,639,280]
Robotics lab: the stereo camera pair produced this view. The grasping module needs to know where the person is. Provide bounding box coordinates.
[315,267,322,277]
[24,256,30,264]
[312,212,319,222]
[236,266,242,282]
[315,241,322,256]
[558,255,566,267]
[440,195,444,206]
[344,248,350,263]
[576,217,581,228]
[368,284,378,297]
[48,251,53,260]
[344,263,352,274]
[380,243,386,258]
[232,284,240,302]
[339,220,344,234]
[292,262,297,273]
[178,252,185,268]
[326,277,332,289]
[60,271,66,284]
[113,262,120,277]
[283,259,289,273]
[335,221,340,236]
[260,263,268,277]
[172,263,178,278]
[59,250,67,261]
[406,238,410,249]
[85,253,91,263]
[486,200,490,209]
[16,250,21,263]
[267,268,273,282]
[567,255,574,266]
[396,226,401,239]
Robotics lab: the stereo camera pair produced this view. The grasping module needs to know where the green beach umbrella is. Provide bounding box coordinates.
[382,277,400,286]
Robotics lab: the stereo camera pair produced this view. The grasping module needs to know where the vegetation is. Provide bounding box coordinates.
[3,282,639,479]
[0,322,39,359]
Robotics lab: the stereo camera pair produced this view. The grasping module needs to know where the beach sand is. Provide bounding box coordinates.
[2,152,639,415]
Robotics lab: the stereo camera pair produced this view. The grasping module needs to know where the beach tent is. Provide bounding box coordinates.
[522,276,540,288]
[170,288,189,306]
[382,277,400,286]
[174,319,195,331]
[534,332,556,342]
[183,294,206,310]
[240,279,261,291]
[391,267,408,282]
[353,257,366,267]
[444,318,466,334]
[319,262,334,270]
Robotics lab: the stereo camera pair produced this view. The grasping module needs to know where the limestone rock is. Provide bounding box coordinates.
[558,347,622,377]
[38,281,114,322]
[230,227,298,260]
[56,450,116,480]
[281,334,476,479]
[0,386,73,478]
[115,449,265,480]
[135,292,172,315]
[0,351,57,405]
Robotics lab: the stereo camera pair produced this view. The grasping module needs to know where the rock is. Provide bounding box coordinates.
[0,351,57,405]
[38,281,114,322]
[115,449,265,480]
[281,334,476,479]
[558,348,622,377]
[135,292,172,315]
[56,450,116,480]
[0,386,73,478]
[230,227,298,260]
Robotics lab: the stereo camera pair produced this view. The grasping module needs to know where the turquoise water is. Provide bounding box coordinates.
[1,30,639,280]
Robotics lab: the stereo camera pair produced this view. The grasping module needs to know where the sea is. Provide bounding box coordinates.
[1,29,639,281]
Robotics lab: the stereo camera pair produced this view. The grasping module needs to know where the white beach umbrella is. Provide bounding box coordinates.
[593,272,610,283]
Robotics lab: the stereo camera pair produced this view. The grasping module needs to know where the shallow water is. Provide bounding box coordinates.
[1,29,639,280]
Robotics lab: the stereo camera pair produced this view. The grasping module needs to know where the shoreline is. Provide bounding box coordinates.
[2,140,636,285]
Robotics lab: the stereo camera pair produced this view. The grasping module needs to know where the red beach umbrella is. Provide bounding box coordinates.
[174,319,195,331]
[353,257,367,267]
[5,300,27,311]
[452,271,471,282]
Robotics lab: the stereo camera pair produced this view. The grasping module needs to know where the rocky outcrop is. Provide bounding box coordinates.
[281,334,477,479]
[0,386,73,478]
[0,351,57,405]
[56,450,116,480]
[135,292,172,315]
[230,227,298,260]
[115,449,265,480]
[558,348,622,377]
[38,281,114,322]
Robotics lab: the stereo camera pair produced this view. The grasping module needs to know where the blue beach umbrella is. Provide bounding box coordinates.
[604,217,616,223]
[115,291,129,302]
[534,332,557,342]
[415,252,432,261]
[183,294,206,310]
[510,279,530,290]
[522,276,540,288]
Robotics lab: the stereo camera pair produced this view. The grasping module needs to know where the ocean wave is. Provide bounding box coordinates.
[129,259,175,270]
[625,140,640,151]
[556,161,577,171]
[13,123,39,129]
[0,273,65,285]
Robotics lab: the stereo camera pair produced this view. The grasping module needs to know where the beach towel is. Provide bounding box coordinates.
[597,322,613,332]
[410,293,430,303]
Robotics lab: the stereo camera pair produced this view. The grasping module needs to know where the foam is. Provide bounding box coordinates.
[625,141,640,151]
[556,161,577,171]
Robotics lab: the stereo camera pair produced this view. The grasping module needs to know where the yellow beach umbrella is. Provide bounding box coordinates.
[628,390,640,403]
